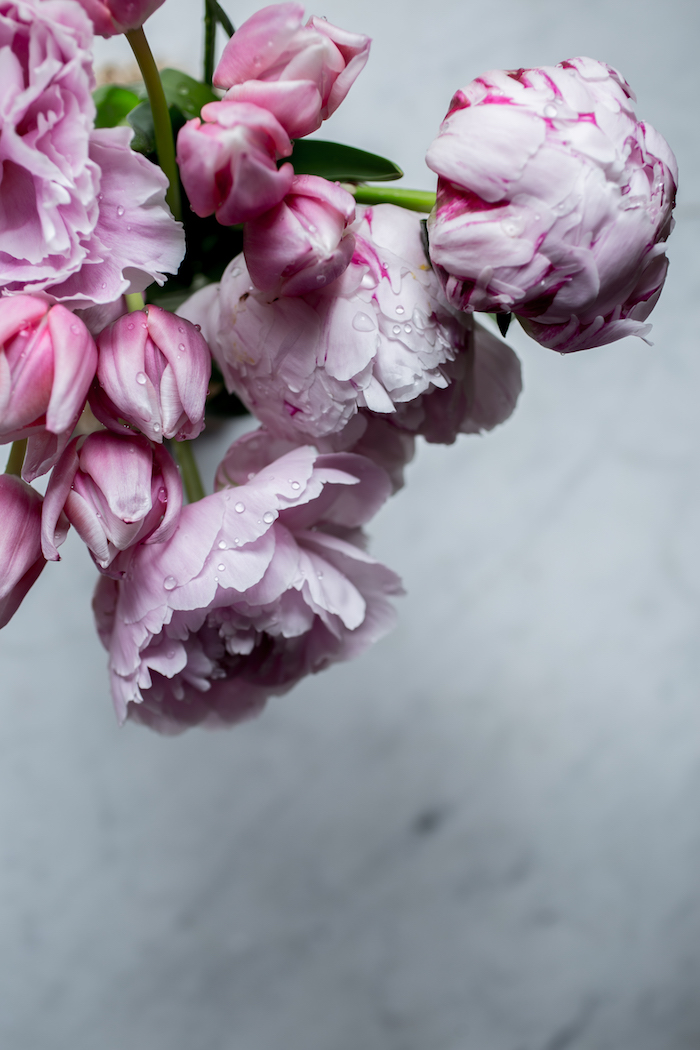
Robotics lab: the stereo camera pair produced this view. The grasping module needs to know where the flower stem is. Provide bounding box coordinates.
[203,0,216,85]
[126,26,182,223]
[172,440,206,503]
[351,186,437,213]
[125,292,145,312]
[4,439,27,477]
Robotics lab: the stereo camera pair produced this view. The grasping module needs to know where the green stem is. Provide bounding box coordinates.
[126,27,182,222]
[203,0,216,85]
[172,440,206,504]
[4,439,27,477]
[125,292,145,312]
[352,186,436,213]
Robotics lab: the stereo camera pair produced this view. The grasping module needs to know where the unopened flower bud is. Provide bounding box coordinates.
[177,102,294,226]
[244,175,356,296]
[91,306,211,443]
[74,0,166,37]
[42,431,182,574]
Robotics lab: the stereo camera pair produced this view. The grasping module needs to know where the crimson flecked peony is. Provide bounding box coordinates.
[0,0,184,307]
[93,441,401,732]
[426,57,677,351]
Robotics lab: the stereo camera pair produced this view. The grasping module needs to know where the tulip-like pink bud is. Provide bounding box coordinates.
[244,175,356,296]
[0,475,65,629]
[42,431,182,574]
[0,295,98,445]
[213,3,371,138]
[91,306,211,443]
[177,102,294,226]
[74,0,166,37]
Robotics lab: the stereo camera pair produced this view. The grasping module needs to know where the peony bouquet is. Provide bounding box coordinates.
[0,0,677,732]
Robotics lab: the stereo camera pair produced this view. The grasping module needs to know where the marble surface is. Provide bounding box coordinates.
[2,1,700,1047]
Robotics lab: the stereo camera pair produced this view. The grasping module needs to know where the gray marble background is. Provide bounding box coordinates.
[2,1,699,1047]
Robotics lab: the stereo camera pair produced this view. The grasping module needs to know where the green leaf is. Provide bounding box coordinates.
[93,84,141,129]
[126,100,186,156]
[158,68,218,120]
[287,140,403,183]
[353,186,436,213]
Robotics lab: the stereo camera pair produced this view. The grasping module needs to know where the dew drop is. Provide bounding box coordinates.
[194,324,201,331]
[218,540,227,549]
[153,422,161,433]
[317,570,324,579]
[178,326,185,333]
[262,511,275,524]
[163,575,177,590]
[392,325,402,336]
[141,322,148,329]
[178,343,185,351]
[234,538,241,546]
[234,501,245,513]
[214,576,219,583]
[544,103,557,117]
[247,472,256,480]
[230,267,241,277]
[403,324,412,334]
[101,283,107,289]
[127,322,135,330]
[218,563,226,572]
[316,274,326,284]
[352,312,375,332]
[136,371,147,385]
[395,305,405,315]
[117,205,125,217]
[290,480,300,491]
[70,323,80,334]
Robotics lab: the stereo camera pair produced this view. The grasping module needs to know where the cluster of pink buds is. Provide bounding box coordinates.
[0,0,676,736]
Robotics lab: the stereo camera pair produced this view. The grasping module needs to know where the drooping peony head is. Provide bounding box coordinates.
[74,0,166,37]
[0,1,184,308]
[179,204,467,444]
[426,57,677,352]
[212,2,371,139]
[93,441,401,732]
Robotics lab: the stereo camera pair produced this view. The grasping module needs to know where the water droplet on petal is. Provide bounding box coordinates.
[136,372,147,385]
[230,267,241,277]
[163,575,177,590]
[247,472,256,480]
[70,323,80,334]
[117,205,125,217]
[234,502,245,513]
[153,422,161,433]
[403,324,412,334]
[290,480,300,491]
[316,274,326,284]
[263,511,275,524]
[317,570,324,579]
[392,325,402,336]
[218,563,225,572]
[352,312,375,332]
[194,324,201,332]
[127,322,135,330]
[218,540,227,549]
[234,538,241,546]
[178,326,185,333]
[544,103,557,117]
[395,305,405,315]
[178,343,185,351]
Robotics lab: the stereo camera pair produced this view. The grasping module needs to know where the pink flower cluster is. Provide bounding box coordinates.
[0,1,676,735]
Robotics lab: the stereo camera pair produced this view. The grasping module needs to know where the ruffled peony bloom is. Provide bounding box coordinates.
[93,441,401,732]
[0,295,98,480]
[243,175,356,297]
[426,57,677,352]
[213,2,370,139]
[0,1,184,307]
[42,430,182,575]
[74,0,166,37]
[90,305,211,443]
[0,474,67,629]
[177,101,294,226]
[179,204,466,443]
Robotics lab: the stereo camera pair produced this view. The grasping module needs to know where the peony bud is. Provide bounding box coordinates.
[213,3,371,138]
[177,102,294,226]
[91,306,210,443]
[244,175,356,296]
[426,57,677,352]
[74,0,166,37]
[0,475,63,629]
[42,431,182,574]
[0,295,98,445]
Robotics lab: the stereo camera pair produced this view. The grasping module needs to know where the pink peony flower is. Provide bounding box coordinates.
[0,1,184,307]
[74,0,166,37]
[93,441,401,732]
[0,295,98,480]
[212,2,370,139]
[177,101,294,226]
[0,474,67,629]
[426,57,677,352]
[42,430,182,575]
[243,175,356,296]
[90,305,211,443]
[179,204,466,443]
